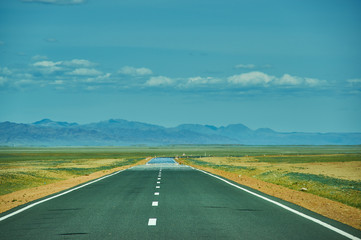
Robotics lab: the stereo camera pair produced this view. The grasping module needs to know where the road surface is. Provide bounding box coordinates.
[0,158,360,239]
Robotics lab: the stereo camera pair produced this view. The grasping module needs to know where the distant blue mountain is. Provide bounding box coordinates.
[33,119,78,127]
[0,119,360,146]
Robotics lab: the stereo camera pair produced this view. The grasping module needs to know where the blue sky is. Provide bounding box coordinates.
[0,0,360,132]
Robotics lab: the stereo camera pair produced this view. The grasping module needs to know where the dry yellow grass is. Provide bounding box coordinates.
[193,156,361,181]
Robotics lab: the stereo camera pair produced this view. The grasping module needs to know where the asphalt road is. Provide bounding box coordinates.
[0,158,360,239]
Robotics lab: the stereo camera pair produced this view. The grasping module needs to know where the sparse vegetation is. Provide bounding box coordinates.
[1,145,360,209]
[256,154,361,163]
[179,147,361,209]
[0,147,147,195]
[258,171,361,208]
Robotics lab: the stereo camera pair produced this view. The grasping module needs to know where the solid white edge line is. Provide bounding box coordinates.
[191,166,360,240]
[0,169,125,222]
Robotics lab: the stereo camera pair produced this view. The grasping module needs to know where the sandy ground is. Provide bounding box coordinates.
[199,156,361,181]
[289,161,361,181]
[0,158,150,214]
[182,162,361,231]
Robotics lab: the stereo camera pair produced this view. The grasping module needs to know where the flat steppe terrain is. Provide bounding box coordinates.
[0,146,360,229]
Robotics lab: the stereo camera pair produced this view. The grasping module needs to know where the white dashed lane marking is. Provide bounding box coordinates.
[148,218,157,226]
[148,169,163,227]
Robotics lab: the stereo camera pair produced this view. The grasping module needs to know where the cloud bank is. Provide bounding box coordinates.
[1,57,352,95]
[228,72,326,88]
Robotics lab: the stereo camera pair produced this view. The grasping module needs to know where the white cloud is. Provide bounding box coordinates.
[275,74,303,85]
[145,76,174,86]
[33,58,96,72]
[67,68,102,76]
[180,76,221,88]
[119,66,153,76]
[33,60,63,73]
[228,71,326,88]
[82,73,111,83]
[22,0,85,5]
[276,74,325,87]
[235,64,256,69]
[187,76,213,84]
[62,59,95,67]
[304,77,325,87]
[33,60,60,68]
[228,71,274,86]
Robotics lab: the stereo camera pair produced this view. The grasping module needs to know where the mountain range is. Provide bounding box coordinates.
[0,119,360,146]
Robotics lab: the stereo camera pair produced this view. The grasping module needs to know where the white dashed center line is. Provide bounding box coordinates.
[148,218,157,226]
[147,168,165,227]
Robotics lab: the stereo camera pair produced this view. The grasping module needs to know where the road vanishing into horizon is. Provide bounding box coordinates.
[0,157,360,239]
